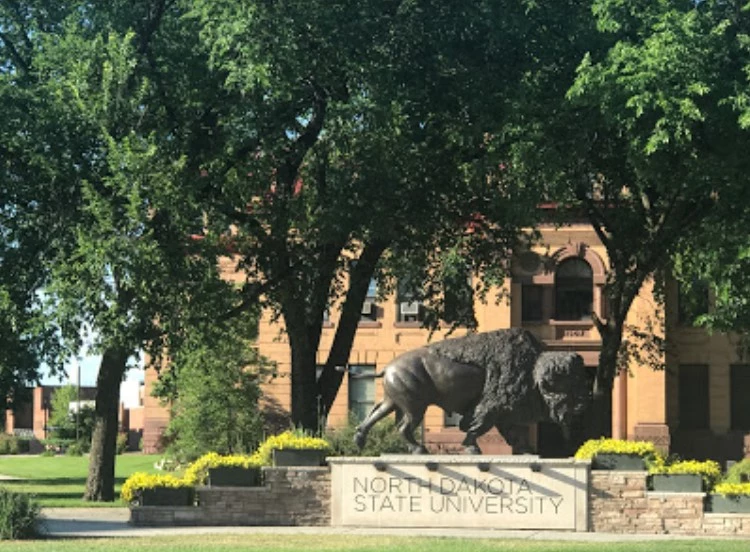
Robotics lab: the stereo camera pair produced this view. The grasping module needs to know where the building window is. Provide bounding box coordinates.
[730,365,750,430]
[677,281,709,327]
[348,365,376,423]
[521,284,543,322]
[555,258,593,321]
[396,279,424,323]
[360,279,378,322]
[678,364,709,430]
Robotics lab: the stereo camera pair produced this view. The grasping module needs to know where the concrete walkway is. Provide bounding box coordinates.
[39,508,745,541]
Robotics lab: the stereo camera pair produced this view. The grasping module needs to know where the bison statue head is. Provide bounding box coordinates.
[533,351,591,434]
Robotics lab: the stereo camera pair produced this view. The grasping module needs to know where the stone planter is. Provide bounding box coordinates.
[650,473,703,492]
[709,494,750,514]
[592,453,646,471]
[208,466,262,487]
[272,448,326,467]
[138,487,194,506]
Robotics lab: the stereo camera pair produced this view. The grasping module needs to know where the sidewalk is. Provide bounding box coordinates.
[39,508,741,541]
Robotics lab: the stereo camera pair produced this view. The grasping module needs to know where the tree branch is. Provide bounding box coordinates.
[0,31,30,73]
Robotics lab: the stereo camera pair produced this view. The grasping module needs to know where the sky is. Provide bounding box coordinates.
[39,326,145,388]
[41,352,145,388]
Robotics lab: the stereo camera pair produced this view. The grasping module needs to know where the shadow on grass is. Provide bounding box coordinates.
[1,476,130,502]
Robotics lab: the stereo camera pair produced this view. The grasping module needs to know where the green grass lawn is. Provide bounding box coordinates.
[0,453,164,507]
[3,535,749,552]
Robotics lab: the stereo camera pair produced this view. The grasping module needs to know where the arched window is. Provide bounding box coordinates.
[555,258,593,321]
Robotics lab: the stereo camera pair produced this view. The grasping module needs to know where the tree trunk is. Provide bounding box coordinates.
[83,347,129,502]
[317,241,388,419]
[288,329,320,431]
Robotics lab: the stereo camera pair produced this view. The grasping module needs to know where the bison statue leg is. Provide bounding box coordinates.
[460,411,495,455]
[395,409,428,454]
[353,398,428,454]
[354,399,396,450]
[496,423,535,454]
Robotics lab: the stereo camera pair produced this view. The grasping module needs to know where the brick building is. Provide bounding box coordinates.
[142,222,750,462]
[4,383,145,451]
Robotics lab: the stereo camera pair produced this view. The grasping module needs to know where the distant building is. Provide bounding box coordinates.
[4,381,145,452]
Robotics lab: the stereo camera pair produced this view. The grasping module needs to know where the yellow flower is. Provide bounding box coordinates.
[714,482,750,496]
[183,452,262,485]
[574,438,661,462]
[120,472,192,503]
[253,430,331,466]
[649,459,721,487]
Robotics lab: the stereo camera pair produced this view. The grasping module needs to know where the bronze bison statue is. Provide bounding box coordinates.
[353,328,590,454]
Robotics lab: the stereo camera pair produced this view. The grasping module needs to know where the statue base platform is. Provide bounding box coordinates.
[329,455,590,531]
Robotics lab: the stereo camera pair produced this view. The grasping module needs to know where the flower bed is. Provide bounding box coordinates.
[183,452,262,486]
[650,473,703,492]
[254,430,331,467]
[709,482,750,513]
[272,448,327,467]
[208,466,262,487]
[649,459,720,492]
[575,438,660,471]
[121,473,195,506]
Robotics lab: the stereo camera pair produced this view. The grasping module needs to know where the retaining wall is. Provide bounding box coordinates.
[130,467,330,527]
[131,464,750,536]
[590,471,750,536]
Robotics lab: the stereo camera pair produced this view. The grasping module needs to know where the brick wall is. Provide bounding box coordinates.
[591,471,750,536]
[132,466,750,536]
[130,467,330,527]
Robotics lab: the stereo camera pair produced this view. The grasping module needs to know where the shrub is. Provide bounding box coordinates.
[253,430,331,466]
[120,472,193,504]
[65,442,84,457]
[183,452,262,485]
[0,435,13,455]
[574,438,662,465]
[116,433,128,455]
[153,310,269,462]
[0,435,30,455]
[724,459,750,485]
[41,438,74,455]
[13,439,30,454]
[649,459,721,488]
[48,385,96,448]
[0,488,40,540]
[326,416,411,457]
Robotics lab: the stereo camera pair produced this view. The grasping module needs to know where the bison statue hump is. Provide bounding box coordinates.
[353,328,590,454]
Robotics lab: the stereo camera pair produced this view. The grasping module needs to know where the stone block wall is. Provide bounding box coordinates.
[590,471,750,536]
[132,465,750,536]
[130,467,330,527]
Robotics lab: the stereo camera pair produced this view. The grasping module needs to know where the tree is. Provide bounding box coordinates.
[0,2,74,413]
[1,2,233,501]
[506,0,750,436]
[673,194,750,342]
[153,310,271,461]
[188,0,596,431]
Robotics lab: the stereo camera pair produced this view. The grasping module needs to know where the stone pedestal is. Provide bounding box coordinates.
[330,455,590,531]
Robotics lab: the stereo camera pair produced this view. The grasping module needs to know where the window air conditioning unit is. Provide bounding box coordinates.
[361,300,374,315]
[400,301,420,316]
